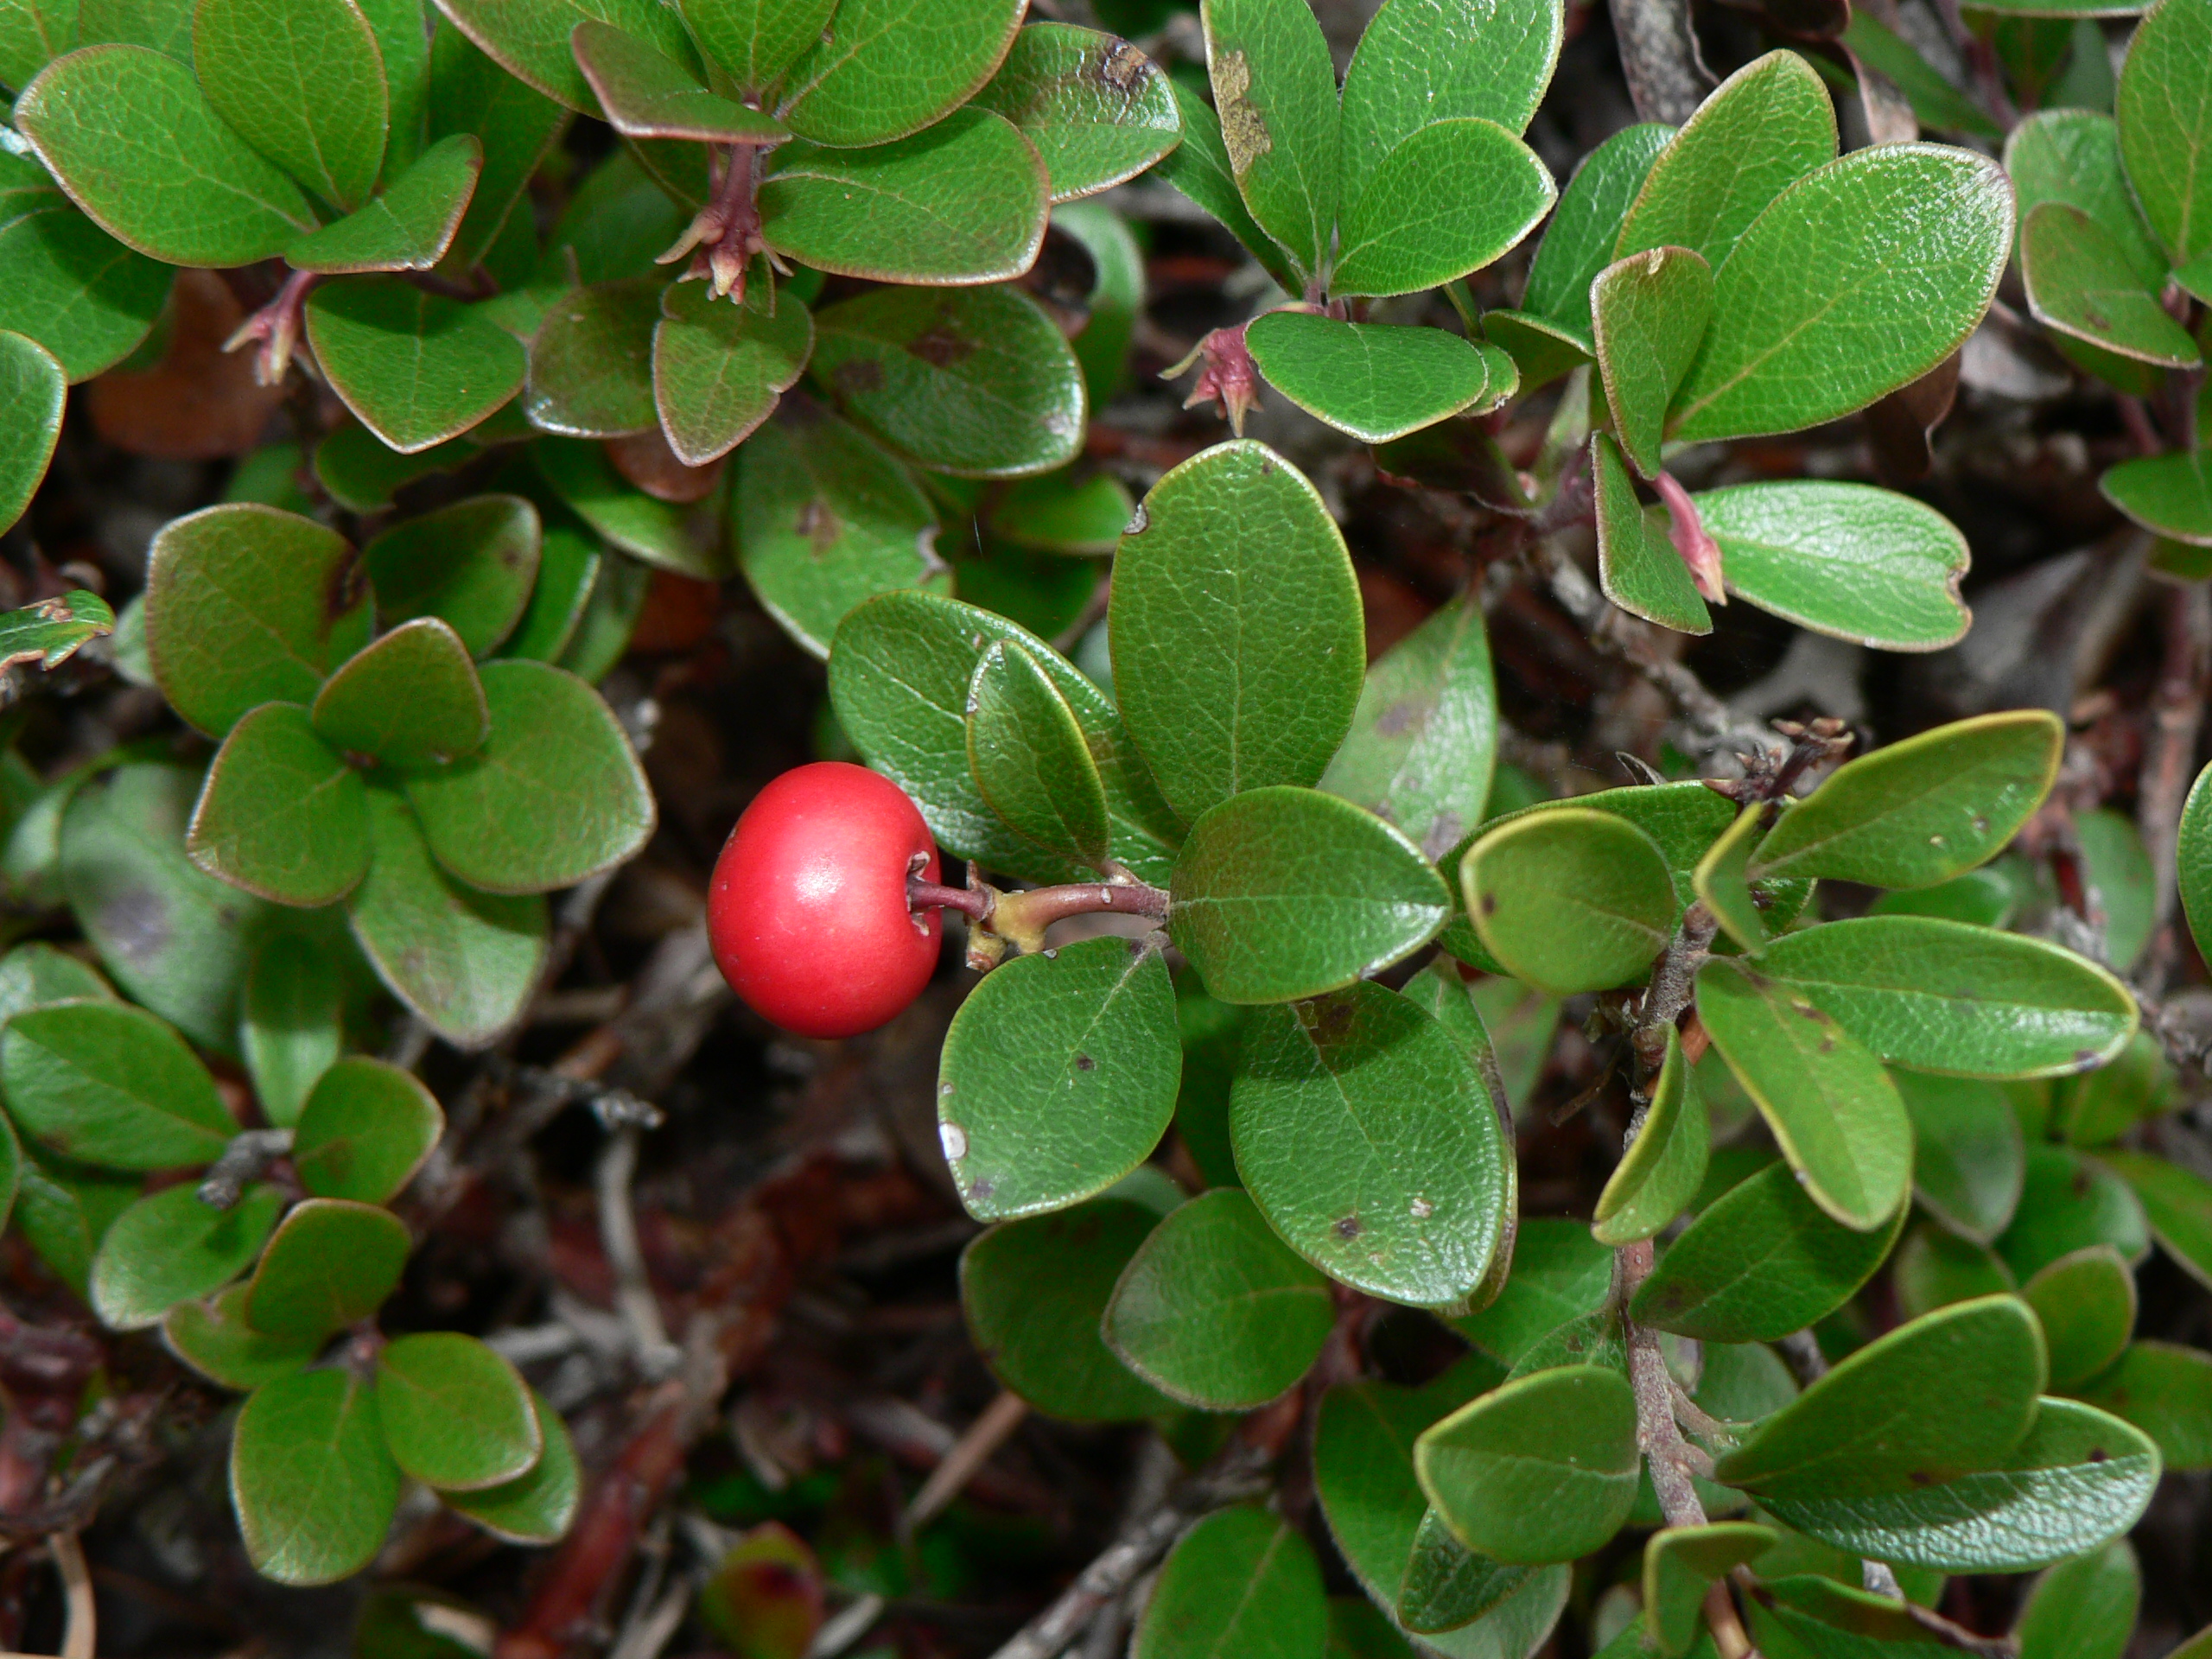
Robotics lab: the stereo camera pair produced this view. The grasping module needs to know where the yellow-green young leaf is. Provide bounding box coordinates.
[1395,1510,1542,1637]
[305,278,527,453]
[2006,109,2166,289]
[653,279,811,467]
[3,998,234,1168]
[968,22,1179,204]
[16,43,317,264]
[403,660,653,894]
[232,1368,402,1585]
[938,938,1177,1218]
[242,1196,410,1338]
[192,0,389,210]
[1244,312,1512,444]
[761,109,1049,285]
[145,504,372,739]
[2001,1144,2150,1281]
[965,640,1110,867]
[1758,1396,2158,1572]
[1748,711,2063,888]
[1465,808,1677,996]
[1592,431,1708,635]
[1113,442,1363,821]
[986,466,1135,556]
[1516,121,1673,339]
[1895,1070,2023,1243]
[1415,1366,1640,1564]
[570,20,786,143]
[1696,958,1911,1231]
[1151,77,1302,294]
[779,0,1021,148]
[1718,1295,2045,1495]
[1594,1024,1708,1245]
[1756,917,2136,1080]
[2022,1244,2135,1389]
[524,278,659,439]
[2023,202,2202,365]
[1201,0,1338,284]
[812,283,1083,479]
[1693,800,1771,954]
[346,783,547,1048]
[429,0,696,116]
[242,932,339,1130]
[960,1190,1177,1421]
[2116,0,2212,265]
[425,19,568,274]
[1592,244,1711,477]
[1136,1506,1326,1659]
[1332,118,1556,299]
[186,704,371,906]
[0,334,63,539]
[284,132,483,273]
[1629,1159,1908,1340]
[2103,447,2212,546]
[1339,0,1561,203]
[1694,480,1973,652]
[90,1180,283,1330]
[0,149,172,382]
[1103,1186,1332,1408]
[1319,591,1497,862]
[1668,144,2012,442]
[314,620,490,768]
[1172,787,1449,1005]
[377,1331,538,1489]
[2075,1341,2212,1473]
[829,591,1178,887]
[2096,1148,2212,1292]
[0,0,72,86]
[1641,1523,1776,1658]
[293,1056,444,1205]
[443,1386,577,1541]
[1232,982,1508,1308]
[163,1282,320,1389]
[674,0,832,99]
[2018,1540,2139,1659]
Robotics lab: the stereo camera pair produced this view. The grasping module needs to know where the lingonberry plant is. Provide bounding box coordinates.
[0,0,2208,1652]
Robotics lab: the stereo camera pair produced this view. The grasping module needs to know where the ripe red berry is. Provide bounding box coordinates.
[709,761,942,1039]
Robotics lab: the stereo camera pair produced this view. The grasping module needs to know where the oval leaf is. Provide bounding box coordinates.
[376,1331,539,1490]
[231,1368,401,1585]
[186,703,372,906]
[1465,807,1677,995]
[3,999,235,1169]
[1414,1365,1640,1564]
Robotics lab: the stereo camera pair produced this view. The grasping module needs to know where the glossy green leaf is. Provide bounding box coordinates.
[2023,202,2200,365]
[1395,1510,1540,1637]
[2018,1540,2139,1659]
[426,18,567,273]
[1152,76,1300,294]
[0,149,172,382]
[185,704,369,906]
[1843,10,2002,137]
[1319,591,1496,862]
[145,505,372,739]
[1758,1395,2158,1571]
[2116,0,2212,264]
[1339,0,1560,203]
[377,1331,538,1489]
[524,277,658,438]
[293,1056,443,1205]
[673,0,831,98]
[2075,1341,2212,1472]
[1516,121,1673,337]
[1618,52,1835,269]
[968,22,1179,203]
[761,109,1048,286]
[1668,145,2012,442]
[89,1180,282,1330]
[965,640,1110,868]
[285,132,481,273]
[1748,711,2063,888]
[1332,118,1555,299]
[163,1282,320,1389]
[2097,1148,2212,1291]
[4,998,233,1167]
[1232,982,1507,1307]
[1594,1025,1708,1244]
[193,0,387,210]
[240,932,338,1130]
[1416,1365,1639,1564]
[0,588,110,678]
[232,1368,401,1585]
[653,277,811,467]
[570,20,785,143]
[16,43,315,264]
[1135,1505,1327,1659]
[1244,312,1510,443]
[1593,430,1707,634]
[429,0,695,116]
[307,277,526,452]
[0,945,113,1026]
[243,1196,410,1338]
[812,283,1083,478]
[1592,245,1712,477]
[346,783,546,1048]
[2001,1144,2150,1281]
[442,1386,577,1541]
[961,1189,1175,1421]
[1465,807,1676,995]
[1201,0,1338,283]
[1630,1157,1908,1341]
[1895,1070,2022,1243]
[2007,108,2164,285]
[2022,1244,2135,1389]
[1694,480,1973,652]
[779,0,1022,149]
[0,0,73,86]
[829,590,1178,887]
[0,334,63,539]
[2103,448,2212,545]
[1112,441,1362,821]
[1643,1523,1776,1658]
[1103,1186,1332,1408]
[404,659,653,893]
[1172,787,1448,1005]
[313,621,489,770]
[532,436,726,577]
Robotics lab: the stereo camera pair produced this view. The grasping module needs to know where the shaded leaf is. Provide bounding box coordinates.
[1593,431,1707,634]
[89,1180,282,1329]
[1135,1506,1327,1659]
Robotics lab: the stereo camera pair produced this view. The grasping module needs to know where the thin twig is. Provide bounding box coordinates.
[195,1129,295,1210]
[53,1532,93,1659]
[597,1126,680,1379]
[904,1391,1030,1533]
[1616,1241,1707,1530]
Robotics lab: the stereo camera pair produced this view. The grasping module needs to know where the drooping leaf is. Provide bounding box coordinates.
[4,998,235,1168]
[2022,202,2201,365]
[292,1056,443,1205]
[653,278,811,467]
[305,277,527,452]
[1200,0,1339,284]
[242,1196,410,1338]
[1465,807,1677,995]
[1331,118,1555,299]
[377,1331,539,1490]
[162,1282,320,1389]
[779,0,1024,149]
[192,0,389,210]
[284,132,482,273]
[1244,312,1511,443]
[241,931,340,1130]
[1593,430,1707,634]
[89,1180,283,1330]
[2115,0,2212,264]
[442,1386,578,1541]
[1594,1024,1708,1244]
[0,149,173,382]
[1134,1506,1328,1659]
[570,20,786,143]
[232,1368,402,1585]
[1415,1365,1640,1564]
[968,22,1179,203]
[1592,245,1712,477]
[965,640,1111,868]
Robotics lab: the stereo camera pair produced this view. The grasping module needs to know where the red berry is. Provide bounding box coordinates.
[709,761,942,1039]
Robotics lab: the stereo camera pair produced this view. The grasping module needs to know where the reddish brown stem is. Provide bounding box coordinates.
[908,878,991,922]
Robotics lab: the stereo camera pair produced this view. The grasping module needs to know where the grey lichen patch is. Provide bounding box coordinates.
[1215,50,1271,178]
